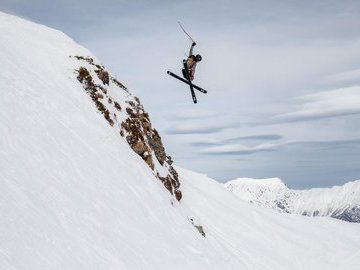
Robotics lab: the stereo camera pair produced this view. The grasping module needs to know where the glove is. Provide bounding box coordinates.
[192,42,196,46]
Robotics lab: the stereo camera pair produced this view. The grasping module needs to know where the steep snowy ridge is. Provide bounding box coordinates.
[225,177,360,222]
[1,11,360,269]
[1,11,180,200]
[0,11,200,269]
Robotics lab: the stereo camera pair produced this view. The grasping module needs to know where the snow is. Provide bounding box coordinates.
[178,168,360,270]
[225,177,360,220]
[225,177,288,204]
[0,11,213,269]
[1,11,360,270]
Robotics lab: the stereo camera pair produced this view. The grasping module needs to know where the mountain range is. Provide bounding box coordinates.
[225,177,360,222]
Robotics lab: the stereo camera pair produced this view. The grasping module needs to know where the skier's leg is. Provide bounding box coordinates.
[182,69,188,80]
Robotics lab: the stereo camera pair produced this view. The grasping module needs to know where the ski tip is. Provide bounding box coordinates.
[167,71,171,74]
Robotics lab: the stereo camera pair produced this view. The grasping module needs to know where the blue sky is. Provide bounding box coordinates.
[1,0,360,188]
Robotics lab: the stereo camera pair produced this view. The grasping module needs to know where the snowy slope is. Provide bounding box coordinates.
[1,11,360,270]
[178,168,360,270]
[0,11,211,269]
[225,177,360,222]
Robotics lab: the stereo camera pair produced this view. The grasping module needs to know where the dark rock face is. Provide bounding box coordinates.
[76,66,114,126]
[148,129,166,165]
[74,56,182,201]
[95,69,109,85]
[301,206,360,222]
[331,206,360,223]
[189,218,206,237]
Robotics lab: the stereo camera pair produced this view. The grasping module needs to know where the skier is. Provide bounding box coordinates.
[182,42,202,81]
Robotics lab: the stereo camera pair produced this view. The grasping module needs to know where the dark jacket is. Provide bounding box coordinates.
[185,44,197,81]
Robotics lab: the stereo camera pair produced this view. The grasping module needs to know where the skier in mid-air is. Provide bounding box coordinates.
[182,42,202,81]
[167,22,206,104]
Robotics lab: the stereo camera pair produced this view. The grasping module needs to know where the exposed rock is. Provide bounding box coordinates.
[174,190,182,201]
[331,206,360,222]
[132,141,148,155]
[74,56,182,201]
[143,152,154,170]
[148,129,166,165]
[111,77,127,91]
[95,69,110,85]
[189,218,206,237]
[114,101,121,111]
[166,156,173,165]
[76,66,113,126]
[73,55,103,69]
[195,225,206,237]
[95,92,104,99]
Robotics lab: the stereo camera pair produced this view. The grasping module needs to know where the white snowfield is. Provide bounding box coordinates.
[225,177,360,222]
[1,11,359,270]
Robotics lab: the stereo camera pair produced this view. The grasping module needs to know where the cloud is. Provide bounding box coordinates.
[167,110,222,121]
[262,86,360,124]
[165,120,239,135]
[200,138,360,156]
[200,143,279,155]
[190,134,283,147]
[323,69,360,86]
[166,124,229,135]
[287,139,360,149]
[189,139,222,147]
[168,84,360,136]
[224,134,282,142]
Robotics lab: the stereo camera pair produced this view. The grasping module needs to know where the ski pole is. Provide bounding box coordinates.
[178,21,195,43]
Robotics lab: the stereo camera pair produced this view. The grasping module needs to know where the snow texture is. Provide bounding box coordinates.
[1,11,360,270]
[225,177,360,222]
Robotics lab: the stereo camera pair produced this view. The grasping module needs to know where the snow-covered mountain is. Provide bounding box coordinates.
[225,177,360,222]
[1,11,360,269]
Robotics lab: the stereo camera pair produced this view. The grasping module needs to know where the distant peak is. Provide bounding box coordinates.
[225,177,286,188]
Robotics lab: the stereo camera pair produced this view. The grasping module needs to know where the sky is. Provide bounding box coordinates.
[1,0,360,188]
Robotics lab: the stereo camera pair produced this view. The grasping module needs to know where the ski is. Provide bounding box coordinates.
[167,71,207,94]
[183,60,197,104]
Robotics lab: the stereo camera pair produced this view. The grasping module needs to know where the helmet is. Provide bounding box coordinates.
[195,54,202,62]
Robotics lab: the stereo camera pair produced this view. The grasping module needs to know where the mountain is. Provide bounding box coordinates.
[225,177,360,222]
[1,11,360,269]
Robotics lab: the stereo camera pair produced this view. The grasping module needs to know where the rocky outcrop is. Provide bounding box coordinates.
[189,218,206,237]
[332,206,360,222]
[73,56,182,200]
